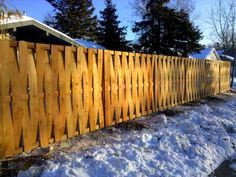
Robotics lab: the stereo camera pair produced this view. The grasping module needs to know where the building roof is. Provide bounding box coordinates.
[189,48,212,59]
[220,54,234,61]
[189,48,220,60]
[0,15,80,46]
[216,48,235,62]
[75,39,106,50]
[216,50,224,55]
[224,48,236,57]
[0,15,107,49]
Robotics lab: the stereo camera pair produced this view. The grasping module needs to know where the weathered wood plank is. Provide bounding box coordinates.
[19,41,32,152]
[122,52,129,121]
[0,40,14,158]
[104,50,112,126]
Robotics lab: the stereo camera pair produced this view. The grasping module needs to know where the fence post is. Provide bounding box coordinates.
[219,61,221,93]
[205,60,209,96]
[184,58,187,103]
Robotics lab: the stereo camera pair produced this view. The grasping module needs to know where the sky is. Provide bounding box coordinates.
[6,0,213,45]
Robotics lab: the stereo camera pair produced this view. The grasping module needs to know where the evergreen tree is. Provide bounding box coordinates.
[98,0,129,51]
[46,0,98,40]
[133,0,202,56]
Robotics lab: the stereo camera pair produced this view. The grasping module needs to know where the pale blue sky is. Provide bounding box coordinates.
[6,0,213,45]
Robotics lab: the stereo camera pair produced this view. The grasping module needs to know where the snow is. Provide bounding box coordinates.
[220,54,234,61]
[217,50,224,55]
[18,94,236,177]
[189,48,213,59]
[1,15,106,48]
[74,39,106,50]
[0,15,76,43]
[230,162,236,171]
[229,152,236,171]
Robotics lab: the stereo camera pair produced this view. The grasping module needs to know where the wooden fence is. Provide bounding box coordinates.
[0,40,231,159]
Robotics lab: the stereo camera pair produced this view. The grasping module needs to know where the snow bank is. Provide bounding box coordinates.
[229,152,236,171]
[18,96,236,177]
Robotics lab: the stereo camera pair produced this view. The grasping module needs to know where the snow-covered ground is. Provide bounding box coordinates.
[18,93,236,177]
[230,153,236,171]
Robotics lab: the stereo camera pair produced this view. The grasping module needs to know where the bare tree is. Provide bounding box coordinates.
[168,0,195,13]
[44,12,56,27]
[129,0,147,17]
[209,0,236,49]
[0,0,22,39]
[209,0,236,86]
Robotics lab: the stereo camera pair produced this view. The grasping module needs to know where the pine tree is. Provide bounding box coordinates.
[98,0,129,51]
[46,0,98,40]
[133,0,202,56]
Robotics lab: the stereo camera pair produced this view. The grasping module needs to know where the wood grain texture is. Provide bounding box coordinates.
[0,40,231,159]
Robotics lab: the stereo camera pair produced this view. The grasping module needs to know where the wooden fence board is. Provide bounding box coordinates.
[134,53,141,117]
[0,40,14,157]
[128,53,134,119]
[51,45,60,141]
[36,44,51,147]
[77,48,86,134]
[19,41,32,152]
[96,50,105,128]
[9,43,22,155]
[158,55,164,110]
[87,49,96,131]
[65,46,74,137]
[0,40,231,159]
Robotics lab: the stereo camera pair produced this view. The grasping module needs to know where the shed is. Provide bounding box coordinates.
[0,15,80,46]
[189,48,221,60]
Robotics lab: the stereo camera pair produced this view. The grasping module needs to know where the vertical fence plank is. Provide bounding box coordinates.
[150,55,155,112]
[169,57,174,107]
[135,53,141,117]
[113,51,122,123]
[0,40,14,158]
[140,54,146,115]
[51,45,60,141]
[97,49,105,128]
[110,52,115,125]
[146,55,152,114]
[132,53,138,118]
[159,55,164,110]
[162,56,167,110]
[87,49,96,131]
[0,41,232,159]
[71,48,80,136]
[19,41,32,152]
[77,48,86,134]
[65,46,74,137]
[104,50,112,126]
[36,44,53,146]
[82,49,90,133]
[9,43,22,154]
[138,54,144,115]
[28,46,40,150]
[121,52,129,121]
[128,53,134,119]
[166,57,171,109]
